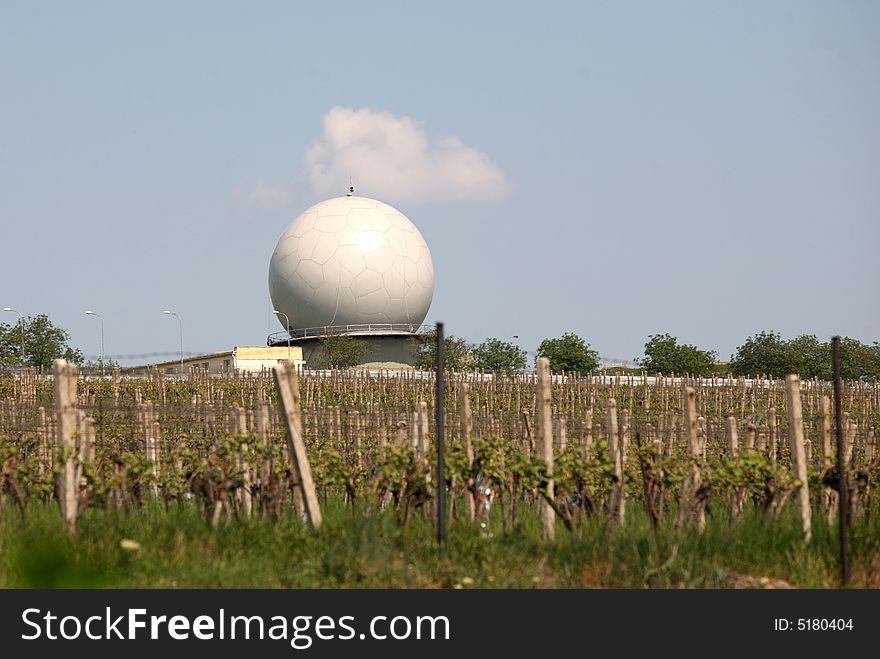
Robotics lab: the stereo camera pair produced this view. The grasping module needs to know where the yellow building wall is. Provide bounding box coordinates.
[233,346,304,362]
[233,346,303,373]
[146,346,303,375]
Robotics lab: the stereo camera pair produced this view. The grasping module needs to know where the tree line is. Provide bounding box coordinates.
[410,330,880,379]
[3,315,878,379]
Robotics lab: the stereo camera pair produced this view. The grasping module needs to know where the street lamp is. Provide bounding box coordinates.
[162,310,184,376]
[85,310,105,376]
[273,309,292,362]
[3,307,25,367]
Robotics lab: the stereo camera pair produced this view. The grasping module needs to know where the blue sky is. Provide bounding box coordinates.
[1,1,878,365]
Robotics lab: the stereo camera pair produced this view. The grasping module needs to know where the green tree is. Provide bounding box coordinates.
[0,314,83,368]
[0,324,22,367]
[410,330,474,370]
[835,337,880,381]
[786,334,829,378]
[730,332,880,380]
[472,338,527,374]
[729,331,795,378]
[536,333,600,373]
[315,335,369,369]
[638,333,716,376]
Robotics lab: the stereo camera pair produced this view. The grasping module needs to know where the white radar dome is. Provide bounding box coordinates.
[269,196,434,330]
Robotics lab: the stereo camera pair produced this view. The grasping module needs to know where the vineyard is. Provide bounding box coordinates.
[0,361,878,588]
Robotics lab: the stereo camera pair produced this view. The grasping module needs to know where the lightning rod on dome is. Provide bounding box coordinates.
[347,174,355,197]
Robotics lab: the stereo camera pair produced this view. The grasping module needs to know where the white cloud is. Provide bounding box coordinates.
[247,179,293,206]
[305,107,510,203]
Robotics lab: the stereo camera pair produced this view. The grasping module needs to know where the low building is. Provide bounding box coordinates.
[126,345,304,376]
[267,323,423,369]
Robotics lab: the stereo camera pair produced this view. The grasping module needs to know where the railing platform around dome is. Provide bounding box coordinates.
[267,323,431,346]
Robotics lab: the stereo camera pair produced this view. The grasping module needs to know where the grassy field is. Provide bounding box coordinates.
[2,499,877,589]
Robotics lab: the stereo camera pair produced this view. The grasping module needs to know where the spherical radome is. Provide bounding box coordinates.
[268,196,434,329]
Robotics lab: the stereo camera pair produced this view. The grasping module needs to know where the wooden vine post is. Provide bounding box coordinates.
[256,400,272,511]
[745,423,756,452]
[818,395,837,522]
[785,375,812,542]
[819,395,832,467]
[606,397,620,519]
[235,405,253,516]
[726,415,739,457]
[410,410,420,453]
[768,406,778,464]
[676,385,704,532]
[53,359,79,532]
[417,401,429,459]
[616,409,629,523]
[351,411,363,470]
[582,408,593,457]
[76,411,95,490]
[726,415,744,520]
[536,357,555,540]
[273,362,322,528]
[459,383,476,521]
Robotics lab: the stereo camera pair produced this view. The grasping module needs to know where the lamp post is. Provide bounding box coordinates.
[3,307,25,367]
[273,309,292,362]
[162,310,184,376]
[84,310,105,375]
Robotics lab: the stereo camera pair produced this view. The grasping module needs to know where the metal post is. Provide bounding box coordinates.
[832,336,849,586]
[163,310,183,376]
[273,310,292,362]
[16,313,24,365]
[178,316,183,375]
[3,307,25,366]
[85,311,105,375]
[436,322,446,545]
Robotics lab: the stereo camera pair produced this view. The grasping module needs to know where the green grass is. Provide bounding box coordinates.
[1,499,877,588]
